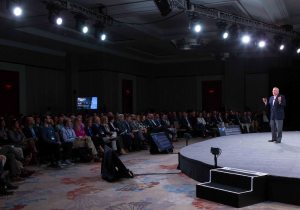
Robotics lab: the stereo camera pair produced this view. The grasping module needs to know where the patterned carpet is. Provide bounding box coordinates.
[0,138,299,210]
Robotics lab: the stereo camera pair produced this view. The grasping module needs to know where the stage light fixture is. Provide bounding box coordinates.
[188,13,201,33]
[256,31,266,48]
[47,5,63,25]
[223,32,229,39]
[228,24,239,39]
[274,35,284,51]
[242,35,250,43]
[240,27,252,44]
[291,38,300,54]
[153,0,172,17]
[94,22,106,41]
[75,14,89,34]
[6,0,22,16]
[194,24,201,32]
[216,21,228,39]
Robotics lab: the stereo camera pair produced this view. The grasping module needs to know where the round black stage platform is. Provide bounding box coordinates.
[179,131,300,205]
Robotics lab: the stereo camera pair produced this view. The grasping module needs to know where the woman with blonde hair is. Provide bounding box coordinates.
[101,116,127,155]
[67,117,101,162]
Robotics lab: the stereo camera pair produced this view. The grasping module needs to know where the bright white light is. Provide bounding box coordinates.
[194,24,201,32]
[242,35,250,43]
[223,32,228,39]
[83,26,88,33]
[56,17,63,25]
[13,7,22,16]
[258,41,265,48]
[297,48,300,53]
[280,45,284,50]
[101,34,106,41]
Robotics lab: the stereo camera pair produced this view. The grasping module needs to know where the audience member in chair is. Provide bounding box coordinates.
[181,112,196,137]
[8,120,37,166]
[84,119,105,154]
[91,117,114,151]
[211,111,220,126]
[161,114,178,142]
[70,117,102,162]
[39,115,73,168]
[56,117,64,132]
[0,119,9,146]
[205,113,215,136]
[241,111,253,133]
[169,112,180,127]
[22,117,39,165]
[116,114,137,152]
[260,111,270,132]
[101,116,127,155]
[129,114,148,147]
[223,112,233,126]
[146,114,176,139]
[124,114,141,151]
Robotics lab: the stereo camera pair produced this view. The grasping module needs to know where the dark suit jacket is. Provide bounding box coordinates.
[116,121,130,134]
[39,125,59,144]
[145,118,158,128]
[234,116,242,125]
[189,116,198,126]
[154,118,161,126]
[160,118,168,127]
[84,127,93,137]
[22,126,38,139]
[211,115,219,124]
[91,123,106,137]
[181,117,191,128]
[266,94,286,120]
[108,123,118,132]
[169,116,180,125]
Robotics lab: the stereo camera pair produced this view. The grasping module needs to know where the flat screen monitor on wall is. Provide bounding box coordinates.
[77,97,98,110]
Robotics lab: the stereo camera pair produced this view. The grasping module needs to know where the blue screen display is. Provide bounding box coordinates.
[77,97,98,110]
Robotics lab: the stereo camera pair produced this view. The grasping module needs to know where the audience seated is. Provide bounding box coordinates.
[84,119,105,153]
[100,116,127,155]
[160,114,178,142]
[39,115,72,168]
[22,117,39,165]
[116,114,138,152]
[0,105,267,195]
[181,112,196,137]
[8,120,37,166]
[0,119,9,146]
[146,113,176,139]
[56,117,64,132]
[129,114,148,148]
[260,111,270,132]
[70,117,101,162]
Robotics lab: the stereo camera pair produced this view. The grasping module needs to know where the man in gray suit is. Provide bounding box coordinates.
[262,87,286,143]
[129,114,148,146]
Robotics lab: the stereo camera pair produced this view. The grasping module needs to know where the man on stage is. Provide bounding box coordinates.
[262,87,286,143]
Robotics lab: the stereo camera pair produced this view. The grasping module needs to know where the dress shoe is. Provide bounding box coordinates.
[268,140,276,142]
[11,176,25,182]
[0,187,14,196]
[275,141,281,144]
[6,183,19,190]
[20,170,35,178]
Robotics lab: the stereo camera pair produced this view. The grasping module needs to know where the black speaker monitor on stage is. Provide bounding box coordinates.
[101,145,134,182]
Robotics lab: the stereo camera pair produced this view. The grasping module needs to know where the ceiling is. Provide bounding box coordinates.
[0,0,300,63]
